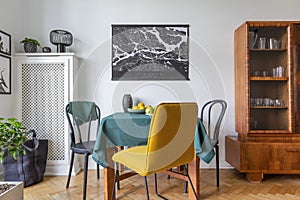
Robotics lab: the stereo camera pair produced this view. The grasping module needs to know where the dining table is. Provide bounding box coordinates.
[92,112,215,200]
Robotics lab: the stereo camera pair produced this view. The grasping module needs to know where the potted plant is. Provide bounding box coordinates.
[0,117,48,187]
[0,118,26,199]
[20,37,41,53]
[0,117,27,163]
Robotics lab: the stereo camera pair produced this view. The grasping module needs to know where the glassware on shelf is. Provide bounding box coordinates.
[249,31,258,49]
[250,97,284,107]
[253,71,261,77]
[272,66,285,77]
[258,37,266,49]
[269,38,281,49]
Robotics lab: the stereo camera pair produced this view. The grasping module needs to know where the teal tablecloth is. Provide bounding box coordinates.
[92,112,215,168]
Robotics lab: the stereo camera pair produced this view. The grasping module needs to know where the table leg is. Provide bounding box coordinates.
[188,153,200,200]
[104,166,115,200]
[104,147,116,200]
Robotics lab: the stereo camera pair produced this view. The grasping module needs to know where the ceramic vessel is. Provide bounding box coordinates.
[24,42,37,53]
[122,94,133,112]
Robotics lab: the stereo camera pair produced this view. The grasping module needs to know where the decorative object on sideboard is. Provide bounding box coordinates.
[122,94,133,112]
[42,47,51,53]
[20,38,41,53]
[50,30,73,53]
[0,30,11,55]
[0,54,11,94]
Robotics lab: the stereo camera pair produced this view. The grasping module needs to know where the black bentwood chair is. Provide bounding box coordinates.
[169,99,227,192]
[65,101,101,200]
[200,99,227,187]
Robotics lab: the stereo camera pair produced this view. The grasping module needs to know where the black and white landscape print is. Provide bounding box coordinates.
[112,24,189,80]
[0,55,11,94]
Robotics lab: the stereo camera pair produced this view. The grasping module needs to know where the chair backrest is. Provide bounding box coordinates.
[200,99,227,143]
[65,101,101,146]
[144,102,198,175]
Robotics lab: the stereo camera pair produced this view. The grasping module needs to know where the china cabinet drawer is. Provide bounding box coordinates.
[226,136,300,176]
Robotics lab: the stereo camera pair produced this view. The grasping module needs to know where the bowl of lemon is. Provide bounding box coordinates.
[127,102,146,114]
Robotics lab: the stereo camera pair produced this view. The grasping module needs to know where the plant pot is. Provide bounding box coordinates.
[23,42,37,53]
[2,137,48,187]
[0,182,23,200]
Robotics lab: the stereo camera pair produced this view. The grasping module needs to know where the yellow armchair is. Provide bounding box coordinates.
[112,102,199,199]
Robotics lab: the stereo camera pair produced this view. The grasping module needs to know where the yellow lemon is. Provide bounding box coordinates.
[133,105,139,110]
[139,106,145,110]
[138,102,145,107]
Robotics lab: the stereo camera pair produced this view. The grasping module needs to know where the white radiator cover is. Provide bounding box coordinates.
[14,53,80,175]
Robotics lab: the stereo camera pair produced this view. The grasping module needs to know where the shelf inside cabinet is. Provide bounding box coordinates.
[250,77,288,81]
[249,48,287,52]
[250,108,288,130]
[250,106,288,109]
[248,130,291,134]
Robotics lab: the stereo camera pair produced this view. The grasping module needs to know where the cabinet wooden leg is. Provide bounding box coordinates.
[246,172,264,183]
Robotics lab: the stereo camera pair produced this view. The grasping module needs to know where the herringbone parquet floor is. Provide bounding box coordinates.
[24,169,300,199]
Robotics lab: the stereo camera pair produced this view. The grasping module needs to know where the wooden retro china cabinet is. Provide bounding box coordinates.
[226,21,300,182]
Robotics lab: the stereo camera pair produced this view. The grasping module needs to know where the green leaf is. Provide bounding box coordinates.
[0,117,27,162]
[20,38,41,47]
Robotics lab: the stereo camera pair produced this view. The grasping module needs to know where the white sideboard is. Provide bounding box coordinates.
[13,53,80,175]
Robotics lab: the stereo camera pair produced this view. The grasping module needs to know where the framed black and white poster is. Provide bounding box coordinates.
[0,30,11,55]
[112,24,189,80]
[0,54,11,94]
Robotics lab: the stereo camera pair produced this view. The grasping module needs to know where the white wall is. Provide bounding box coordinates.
[0,0,24,175]
[0,0,23,118]
[2,0,300,168]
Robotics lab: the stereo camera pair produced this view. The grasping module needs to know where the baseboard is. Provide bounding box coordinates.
[45,159,81,176]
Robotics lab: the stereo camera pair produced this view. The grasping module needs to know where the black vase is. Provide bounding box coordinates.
[122,94,133,112]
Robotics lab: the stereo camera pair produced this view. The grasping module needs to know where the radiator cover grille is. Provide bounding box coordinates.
[21,62,66,161]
